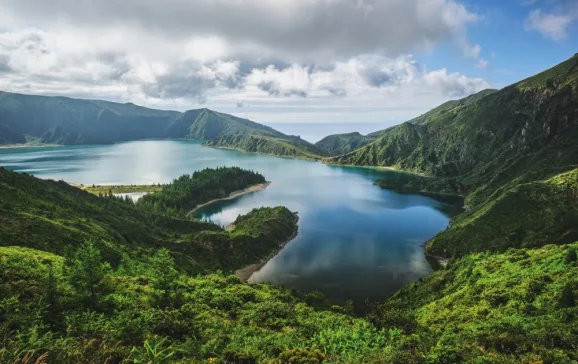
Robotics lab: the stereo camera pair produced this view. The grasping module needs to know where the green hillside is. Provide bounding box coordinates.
[137,167,266,216]
[205,134,329,160]
[331,55,578,259]
[371,242,578,363]
[0,91,179,144]
[315,132,379,156]
[164,108,284,140]
[2,168,577,362]
[0,166,295,274]
[0,91,326,160]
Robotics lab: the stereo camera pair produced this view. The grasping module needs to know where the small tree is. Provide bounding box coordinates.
[559,283,575,308]
[68,240,108,307]
[46,262,57,308]
[565,248,577,264]
[151,249,179,307]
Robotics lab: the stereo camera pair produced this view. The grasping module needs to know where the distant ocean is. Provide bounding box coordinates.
[262,122,388,143]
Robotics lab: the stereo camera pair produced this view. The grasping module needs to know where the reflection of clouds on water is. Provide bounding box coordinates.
[2,140,461,305]
[250,230,434,303]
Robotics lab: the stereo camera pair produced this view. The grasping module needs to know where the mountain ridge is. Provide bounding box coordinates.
[0,90,327,158]
[329,54,578,259]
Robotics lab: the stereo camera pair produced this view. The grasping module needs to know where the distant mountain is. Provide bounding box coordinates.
[330,55,578,258]
[206,134,329,160]
[315,91,499,157]
[315,131,381,156]
[0,91,180,144]
[164,108,284,140]
[0,91,324,159]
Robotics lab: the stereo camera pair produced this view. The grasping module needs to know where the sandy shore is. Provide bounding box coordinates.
[187,181,271,215]
[235,214,299,282]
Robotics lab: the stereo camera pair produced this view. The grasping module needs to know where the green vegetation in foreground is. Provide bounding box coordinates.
[371,242,578,363]
[77,184,164,196]
[204,134,329,160]
[331,55,578,259]
[2,235,577,362]
[137,167,266,216]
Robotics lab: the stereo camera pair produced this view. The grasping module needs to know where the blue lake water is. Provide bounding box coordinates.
[0,140,461,304]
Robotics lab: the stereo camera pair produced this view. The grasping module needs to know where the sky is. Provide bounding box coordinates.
[0,0,577,135]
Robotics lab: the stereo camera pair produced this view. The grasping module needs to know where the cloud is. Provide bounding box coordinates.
[0,0,479,62]
[423,68,489,97]
[0,0,491,125]
[524,9,574,41]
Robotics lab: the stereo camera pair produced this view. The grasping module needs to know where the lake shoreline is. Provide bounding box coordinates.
[203,144,322,161]
[0,143,59,149]
[235,213,300,282]
[187,181,271,215]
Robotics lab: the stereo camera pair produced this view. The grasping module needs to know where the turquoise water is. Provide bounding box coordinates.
[0,140,461,304]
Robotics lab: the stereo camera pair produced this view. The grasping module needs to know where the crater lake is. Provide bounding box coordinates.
[0,139,462,305]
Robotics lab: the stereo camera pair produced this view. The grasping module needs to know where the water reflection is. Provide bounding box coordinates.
[0,140,462,304]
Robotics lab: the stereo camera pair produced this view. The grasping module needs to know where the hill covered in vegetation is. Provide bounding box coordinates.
[0,166,295,274]
[330,55,578,260]
[0,91,325,160]
[370,242,578,363]
[314,132,381,156]
[1,167,576,362]
[137,167,266,216]
[205,134,329,160]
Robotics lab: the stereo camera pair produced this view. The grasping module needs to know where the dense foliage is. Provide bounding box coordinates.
[137,167,266,215]
[370,242,578,363]
[0,245,404,363]
[2,239,577,363]
[0,167,295,274]
[205,134,328,160]
[427,167,578,257]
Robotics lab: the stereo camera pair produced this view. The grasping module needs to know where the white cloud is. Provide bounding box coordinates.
[0,0,491,125]
[524,9,574,41]
[0,0,480,62]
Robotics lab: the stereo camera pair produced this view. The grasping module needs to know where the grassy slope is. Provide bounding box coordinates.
[375,242,578,363]
[77,184,163,195]
[0,91,179,144]
[315,132,379,156]
[205,134,328,160]
[0,246,396,363]
[164,108,284,140]
[428,168,578,257]
[0,91,328,160]
[331,55,578,257]
[314,91,498,157]
[0,167,296,273]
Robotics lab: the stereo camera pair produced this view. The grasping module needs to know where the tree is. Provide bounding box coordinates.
[68,240,109,307]
[565,248,577,265]
[151,249,179,307]
[46,262,57,308]
[559,283,575,308]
